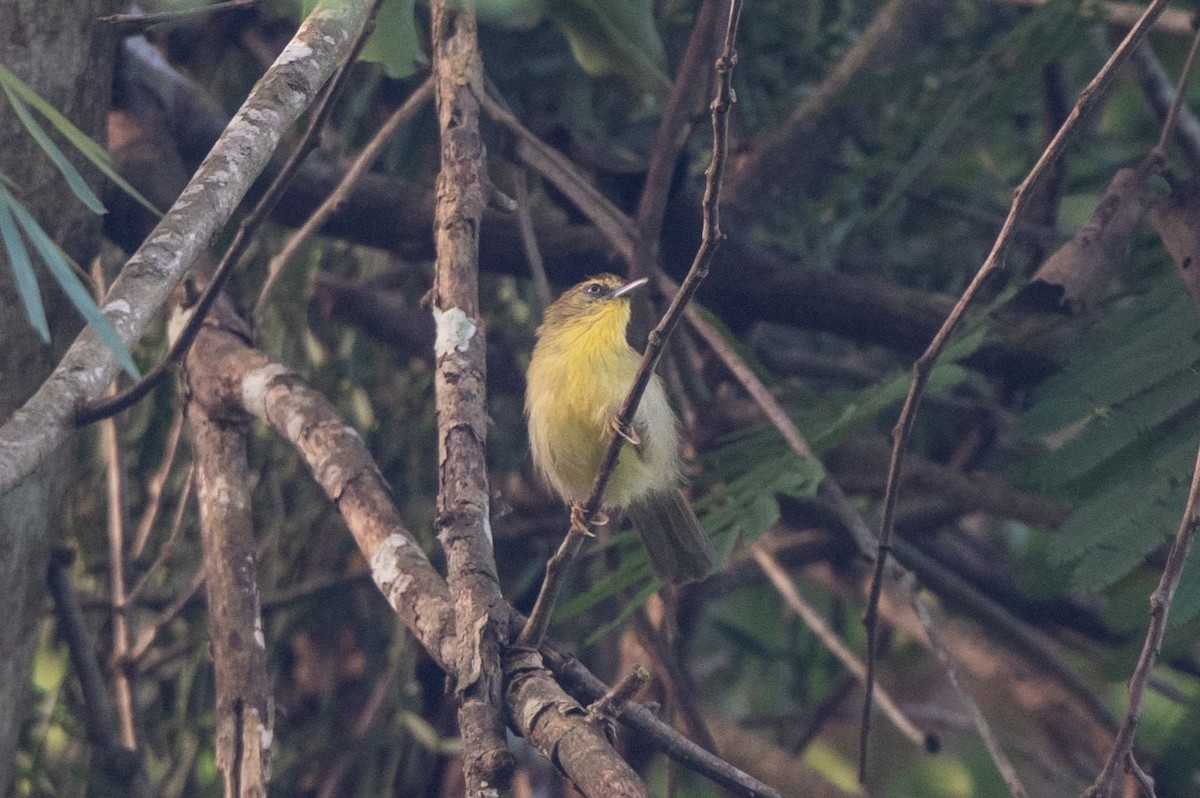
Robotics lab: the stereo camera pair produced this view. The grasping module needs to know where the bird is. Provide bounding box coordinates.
[525,273,714,583]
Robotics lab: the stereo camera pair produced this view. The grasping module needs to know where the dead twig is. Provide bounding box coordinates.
[253,76,434,327]
[751,544,931,753]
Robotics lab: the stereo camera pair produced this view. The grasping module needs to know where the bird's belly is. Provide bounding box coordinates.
[528,373,676,507]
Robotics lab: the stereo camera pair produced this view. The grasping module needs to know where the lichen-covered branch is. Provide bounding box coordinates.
[429,0,514,792]
[0,0,376,495]
[184,371,271,797]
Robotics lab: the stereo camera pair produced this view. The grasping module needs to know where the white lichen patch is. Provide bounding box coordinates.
[258,721,273,753]
[275,41,313,66]
[242,363,290,419]
[254,615,266,649]
[103,299,131,317]
[371,534,414,603]
[433,307,476,357]
[482,515,493,545]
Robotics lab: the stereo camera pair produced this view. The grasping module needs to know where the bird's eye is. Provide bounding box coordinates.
[584,282,604,296]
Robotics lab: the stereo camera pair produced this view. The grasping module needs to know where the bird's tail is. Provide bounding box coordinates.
[627,489,714,583]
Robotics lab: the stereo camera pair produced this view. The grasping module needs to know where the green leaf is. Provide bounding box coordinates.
[1018,281,1199,439]
[557,532,656,620]
[0,64,161,217]
[300,0,423,79]
[4,187,140,378]
[548,0,670,92]
[812,322,987,452]
[2,86,105,214]
[0,187,49,342]
[360,0,422,79]
[1019,367,1200,493]
[1166,543,1200,629]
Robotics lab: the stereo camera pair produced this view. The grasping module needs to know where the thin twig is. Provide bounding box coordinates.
[92,260,139,751]
[516,0,744,649]
[102,391,138,749]
[252,76,434,327]
[127,463,195,605]
[480,86,642,265]
[510,165,553,311]
[1130,39,1200,168]
[1152,20,1200,157]
[632,0,731,276]
[861,0,1172,781]
[317,663,399,798]
[99,0,260,30]
[751,543,930,752]
[909,589,1029,797]
[76,8,381,426]
[630,606,720,755]
[132,409,186,558]
[587,665,650,727]
[1085,441,1200,796]
[128,566,206,664]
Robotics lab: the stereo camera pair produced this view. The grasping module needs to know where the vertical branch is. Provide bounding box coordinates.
[429,0,515,793]
[47,551,152,798]
[92,261,139,751]
[859,0,1172,779]
[102,388,139,750]
[185,353,272,797]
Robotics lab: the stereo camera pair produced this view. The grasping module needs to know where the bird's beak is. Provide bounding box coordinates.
[606,277,649,299]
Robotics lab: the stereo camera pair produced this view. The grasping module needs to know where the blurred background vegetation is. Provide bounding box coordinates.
[6,0,1200,795]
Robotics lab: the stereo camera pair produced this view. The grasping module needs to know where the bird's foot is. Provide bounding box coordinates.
[570,504,609,537]
[609,414,641,448]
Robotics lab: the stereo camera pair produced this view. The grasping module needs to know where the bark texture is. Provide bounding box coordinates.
[429,0,514,791]
[0,0,116,791]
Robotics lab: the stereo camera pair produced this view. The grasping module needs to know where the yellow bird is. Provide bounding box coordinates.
[525,274,714,583]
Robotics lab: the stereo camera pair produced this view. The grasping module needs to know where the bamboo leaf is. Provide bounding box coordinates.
[0,186,49,341]
[2,86,105,214]
[6,194,139,378]
[0,63,161,217]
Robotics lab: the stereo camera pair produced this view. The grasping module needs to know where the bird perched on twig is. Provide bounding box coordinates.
[525,274,713,583]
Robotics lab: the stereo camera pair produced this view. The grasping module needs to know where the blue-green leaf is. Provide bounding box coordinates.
[2,85,105,214]
[0,187,49,341]
[6,194,139,378]
[0,64,161,217]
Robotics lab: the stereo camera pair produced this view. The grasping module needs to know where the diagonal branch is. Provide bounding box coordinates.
[516,0,745,650]
[184,321,771,795]
[0,0,379,494]
[860,0,1172,784]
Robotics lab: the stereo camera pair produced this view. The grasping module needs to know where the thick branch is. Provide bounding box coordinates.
[430,0,514,792]
[0,0,377,495]
[184,379,271,797]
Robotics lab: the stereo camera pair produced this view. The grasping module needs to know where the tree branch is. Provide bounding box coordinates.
[184,356,271,797]
[861,0,1172,782]
[0,0,379,495]
[429,0,515,792]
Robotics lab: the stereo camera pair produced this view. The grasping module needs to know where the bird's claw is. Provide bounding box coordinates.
[609,415,641,448]
[570,505,609,537]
